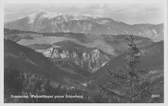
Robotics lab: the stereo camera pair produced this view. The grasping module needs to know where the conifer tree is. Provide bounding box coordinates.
[94,35,151,103]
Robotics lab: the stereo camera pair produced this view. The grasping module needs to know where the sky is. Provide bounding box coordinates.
[4,3,164,25]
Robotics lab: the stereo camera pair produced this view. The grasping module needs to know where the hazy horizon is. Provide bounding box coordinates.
[4,3,164,25]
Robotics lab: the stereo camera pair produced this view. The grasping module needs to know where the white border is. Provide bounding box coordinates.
[0,0,167,106]
[164,0,168,105]
[2,0,166,3]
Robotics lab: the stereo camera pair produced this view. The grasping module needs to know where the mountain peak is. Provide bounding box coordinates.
[4,11,164,41]
[37,10,47,14]
[6,11,103,25]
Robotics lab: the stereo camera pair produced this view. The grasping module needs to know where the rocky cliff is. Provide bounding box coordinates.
[42,47,110,73]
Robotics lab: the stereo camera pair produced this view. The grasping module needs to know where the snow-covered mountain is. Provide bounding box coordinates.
[4,11,164,40]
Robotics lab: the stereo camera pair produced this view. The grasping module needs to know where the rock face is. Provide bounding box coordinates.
[42,47,110,73]
[133,24,163,41]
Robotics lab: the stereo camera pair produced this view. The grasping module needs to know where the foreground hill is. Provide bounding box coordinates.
[4,38,164,103]
[4,39,63,81]
[4,40,113,103]
[4,39,91,83]
[4,39,110,84]
[89,41,164,102]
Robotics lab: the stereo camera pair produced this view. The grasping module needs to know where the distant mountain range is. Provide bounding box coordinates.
[4,11,164,41]
[4,28,154,56]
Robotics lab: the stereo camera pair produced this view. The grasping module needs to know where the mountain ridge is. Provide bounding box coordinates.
[4,11,164,41]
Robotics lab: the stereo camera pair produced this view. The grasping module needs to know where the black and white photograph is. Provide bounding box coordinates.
[2,0,167,104]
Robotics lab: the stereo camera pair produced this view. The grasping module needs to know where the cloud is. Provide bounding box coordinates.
[4,3,164,24]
